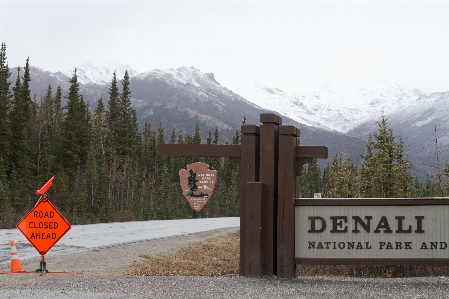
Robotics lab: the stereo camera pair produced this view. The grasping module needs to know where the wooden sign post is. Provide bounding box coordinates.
[158,113,328,278]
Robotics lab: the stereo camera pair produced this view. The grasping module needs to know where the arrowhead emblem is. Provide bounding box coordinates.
[179,162,217,212]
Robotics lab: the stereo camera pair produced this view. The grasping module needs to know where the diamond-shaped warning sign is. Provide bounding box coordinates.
[16,197,71,255]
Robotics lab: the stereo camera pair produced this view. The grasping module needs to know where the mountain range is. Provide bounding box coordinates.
[10,63,449,181]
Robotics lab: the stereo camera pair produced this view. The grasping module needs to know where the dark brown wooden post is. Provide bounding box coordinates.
[245,182,263,277]
[259,113,281,276]
[277,125,299,278]
[239,125,260,276]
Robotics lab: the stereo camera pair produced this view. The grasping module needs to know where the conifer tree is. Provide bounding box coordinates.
[119,70,139,158]
[0,43,11,181]
[322,154,359,198]
[167,128,181,181]
[141,122,157,217]
[52,85,64,166]
[299,159,321,198]
[142,122,157,175]
[0,43,11,216]
[9,58,36,210]
[205,128,220,171]
[92,98,107,155]
[360,116,412,198]
[36,85,54,181]
[155,122,166,169]
[106,71,120,156]
[89,98,110,220]
[61,69,92,178]
[193,123,201,144]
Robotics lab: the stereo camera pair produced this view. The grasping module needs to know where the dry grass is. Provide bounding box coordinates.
[124,230,240,277]
[124,230,449,278]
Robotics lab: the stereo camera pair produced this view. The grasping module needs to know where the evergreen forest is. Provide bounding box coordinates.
[0,44,448,228]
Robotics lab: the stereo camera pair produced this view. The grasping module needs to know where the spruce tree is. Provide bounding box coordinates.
[299,159,321,198]
[92,98,107,155]
[0,43,12,179]
[193,123,201,144]
[61,69,92,178]
[90,98,110,220]
[52,85,64,169]
[36,85,54,181]
[9,59,36,210]
[119,70,139,158]
[106,71,120,156]
[360,115,412,198]
[323,154,359,198]
[141,122,157,217]
[0,43,11,216]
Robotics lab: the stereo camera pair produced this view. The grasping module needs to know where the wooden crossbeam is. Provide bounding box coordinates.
[296,145,328,159]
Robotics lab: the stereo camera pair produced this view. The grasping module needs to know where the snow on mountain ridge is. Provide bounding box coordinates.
[137,66,208,88]
[60,62,442,136]
[133,66,257,108]
[219,78,430,133]
[65,61,139,85]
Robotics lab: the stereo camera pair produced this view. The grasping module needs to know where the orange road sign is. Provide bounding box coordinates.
[16,196,71,255]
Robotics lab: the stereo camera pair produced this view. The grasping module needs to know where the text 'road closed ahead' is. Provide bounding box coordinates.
[17,197,71,255]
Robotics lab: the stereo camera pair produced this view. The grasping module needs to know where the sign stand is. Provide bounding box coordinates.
[37,255,48,274]
[16,177,81,275]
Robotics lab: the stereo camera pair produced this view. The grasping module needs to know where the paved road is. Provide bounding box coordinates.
[0,217,239,264]
[1,217,449,298]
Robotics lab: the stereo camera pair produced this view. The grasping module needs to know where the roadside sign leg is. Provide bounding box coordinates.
[36,255,48,274]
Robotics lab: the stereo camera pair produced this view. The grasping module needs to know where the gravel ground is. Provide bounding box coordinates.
[1,227,449,298]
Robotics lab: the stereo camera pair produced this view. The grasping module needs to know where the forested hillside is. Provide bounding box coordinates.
[0,45,240,228]
[0,44,448,228]
[300,116,449,199]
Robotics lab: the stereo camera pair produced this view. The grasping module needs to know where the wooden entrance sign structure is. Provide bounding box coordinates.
[158,113,328,278]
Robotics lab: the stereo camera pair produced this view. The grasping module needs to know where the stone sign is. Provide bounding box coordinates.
[295,198,449,266]
[179,162,217,212]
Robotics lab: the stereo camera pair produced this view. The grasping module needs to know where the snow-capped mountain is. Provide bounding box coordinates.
[218,75,449,176]
[12,63,448,179]
[64,61,139,85]
[135,66,221,88]
[129,66,264,130]
[133,66,233,103]
[219,78,429,134]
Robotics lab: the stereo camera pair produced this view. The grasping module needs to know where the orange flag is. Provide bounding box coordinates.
[35,176,54,195]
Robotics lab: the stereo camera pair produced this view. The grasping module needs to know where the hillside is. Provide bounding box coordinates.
[12,63,448,181]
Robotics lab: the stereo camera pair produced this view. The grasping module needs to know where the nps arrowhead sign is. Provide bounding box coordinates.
[179,162,217,212]
[16,196,71,255]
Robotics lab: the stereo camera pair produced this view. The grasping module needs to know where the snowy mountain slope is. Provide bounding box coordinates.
[217,75,449,175]
[64,61,139,85]
[128,66,367,164]
[219,78,428,134]
[133,66,252,106]
[347,91,449,162]
[129,66,266,129]
[15,63,448,178]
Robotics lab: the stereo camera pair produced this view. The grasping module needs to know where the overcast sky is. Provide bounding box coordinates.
[1,1,449,93]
